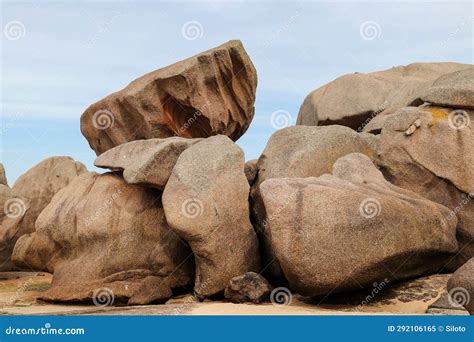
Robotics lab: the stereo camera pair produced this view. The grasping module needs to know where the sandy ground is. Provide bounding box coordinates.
[0,272,468,316]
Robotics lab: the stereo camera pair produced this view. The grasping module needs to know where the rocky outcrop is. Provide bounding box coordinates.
[81,40,258,155]
[0,157,87,271]
[250,125,378,279]
[0,163,7,186]
[297,63,471,131]
[224,272,272,303]
[162,135,260,298]
[447,258,474,315]
[260,153,457,296]
[12,172,193,305]
[94,137,202,190]
[376,106,473,269]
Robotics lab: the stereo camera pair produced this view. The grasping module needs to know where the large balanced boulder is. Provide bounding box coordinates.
[95,137,202,190]
[447,258,474,315]
[12,172,193,305]
[250,125,378,279]
[163,135,260,298]
[260,153,458,296]
[0,157,87,271]
[376,106,473,269]
[297,63,471,130]
[81,40,257,155]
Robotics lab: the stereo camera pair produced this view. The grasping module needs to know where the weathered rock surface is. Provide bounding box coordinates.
[376,106,473,269]
[12,172,193,305]
[250,126,378,279]
[244,159,258,185]
[163,135,260,298]
[224,272,272,303]
[0,163,7,186]
[94,137,202,190]
[420,68,474,109]
[0,157,87,271]
[297,62,471,130]
[81,40,258,155]
[0,186,30,271]
[447,258,474,315]
[260,153,458,296]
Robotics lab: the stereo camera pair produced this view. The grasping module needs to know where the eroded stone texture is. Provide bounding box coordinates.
[260,153,457,296]
[12,173,193,305]
[81,40,257,155]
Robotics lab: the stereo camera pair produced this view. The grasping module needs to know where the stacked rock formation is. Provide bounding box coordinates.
[6,41,473,312]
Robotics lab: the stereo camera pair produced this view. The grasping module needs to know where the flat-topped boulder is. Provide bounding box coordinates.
[81,40,257,155]
[94,137,202,190]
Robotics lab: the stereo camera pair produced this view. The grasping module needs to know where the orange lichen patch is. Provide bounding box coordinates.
[427,107,449,125]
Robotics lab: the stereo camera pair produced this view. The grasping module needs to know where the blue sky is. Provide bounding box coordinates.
[1,0,472,184]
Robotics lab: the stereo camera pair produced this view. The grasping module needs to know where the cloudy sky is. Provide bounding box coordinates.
[1,0,472,184]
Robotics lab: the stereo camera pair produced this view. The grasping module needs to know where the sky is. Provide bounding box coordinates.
[1,0,472,185]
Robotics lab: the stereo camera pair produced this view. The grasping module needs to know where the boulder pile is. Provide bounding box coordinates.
[5,40,473,313]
